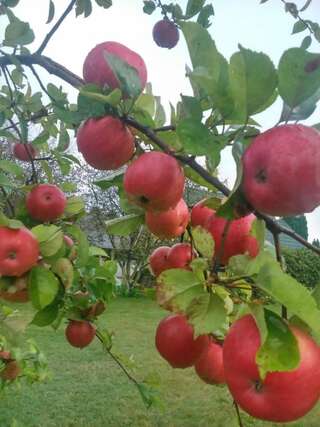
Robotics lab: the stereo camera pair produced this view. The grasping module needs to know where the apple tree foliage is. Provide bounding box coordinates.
[0,0,320,420]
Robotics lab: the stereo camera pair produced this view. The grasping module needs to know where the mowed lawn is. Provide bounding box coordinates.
[0,297,320,427]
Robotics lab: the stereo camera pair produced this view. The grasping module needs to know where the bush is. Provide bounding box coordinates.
[282,248,320,289]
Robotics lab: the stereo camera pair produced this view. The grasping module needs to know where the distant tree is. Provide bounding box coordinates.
[283,215,308,241]
[312,239,320,248]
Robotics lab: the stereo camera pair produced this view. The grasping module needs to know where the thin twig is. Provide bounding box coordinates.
[234,401,244,427]
[95,331,139,386]
[36,0,77,55]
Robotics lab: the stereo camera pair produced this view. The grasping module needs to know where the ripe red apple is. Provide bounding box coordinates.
[242,124,320,216]
[206,211,259,265]
[155,314,209,368]
[13,143,37,161]
[152,19,179,49]
[0,351,20,381]
[124,152,185,211]
[166,243,194,269]
[149,246,170,276]
[149,243,194,276]
[65,320,96,349]
[63,235,74,247]
[191,200,214,228]
[194,339,225,385]
[0,227,39,276]
[77,116,134,170]
[0,275,29,303]
[145,199,190,239]
[83,41,147,91]
[223,314,320,422]
[26,184,66,222]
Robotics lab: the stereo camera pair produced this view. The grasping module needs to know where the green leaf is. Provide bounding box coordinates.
[32,224,61,243]
[105,214,144,236]
[94,170,124,190]
[143,0,156,14]
[89,246,108,257]
[187,292,228,336]
[250,219,266,251]
[229,46,277,120]
[135,93,155,118]
[4,17,35,46]
[104,52,142,98]
[32,225,63,257]
[46,0,55,24]
[95,0,112,8]
[255,257,320,340]
[52,258,74,288]
[0,160,24,178]
[79,87,121,108]
[278,48,320,108]
[0,173,15,187]
[256,309,300,379]
[65,225,89,267]
[28,266,59,310]
[75,0,92,17]
[176,118,226,166]
[192,226,214,259]
[64,196,85,216]
[157,269,203,312]
[185,0,206,18]
[154,96,166,127]
[301,35,312,50]
[197,4,214,28]
[31,303,59,327]
[292,20,308,34]
[180,95,202,122]
[180,21,220,77]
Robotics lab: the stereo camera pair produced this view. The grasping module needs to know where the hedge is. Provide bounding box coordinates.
[282,247,320,289]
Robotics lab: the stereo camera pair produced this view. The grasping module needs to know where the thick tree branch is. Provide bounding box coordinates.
[0,54,84,88]
[36,0,77,55]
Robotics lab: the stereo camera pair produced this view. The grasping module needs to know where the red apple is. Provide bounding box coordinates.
[13,143,37,161]
[191,200,214,228]
[166,243,194,269]
[223,314,320,422]
[124,152,185,211]
[152,19,179,49]
[63,235,74,247]
[206,211,259,265]
[155,314,209,368]
[77,116,134,170]
[83,41,147,91]
[65,320,96,349]
[0,227,39,276]
[149,246,170,276]
[194,339,225,385]
[242,124,320,216]
[145,199,190,239]
[149,243,194,276]
[0,351,20,381]
[26,184,66,222]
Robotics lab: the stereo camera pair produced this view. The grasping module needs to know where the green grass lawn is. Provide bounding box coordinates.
[0,297,320,427]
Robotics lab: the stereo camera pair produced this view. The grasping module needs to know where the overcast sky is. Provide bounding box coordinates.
[1,0,319,241]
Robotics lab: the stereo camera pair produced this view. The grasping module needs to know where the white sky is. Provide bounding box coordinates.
[1,0,320,241]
